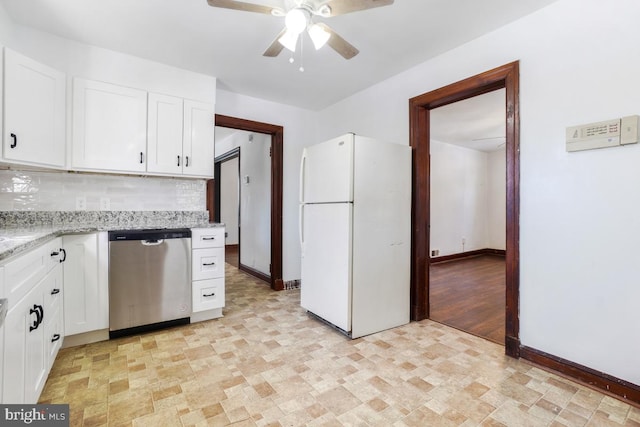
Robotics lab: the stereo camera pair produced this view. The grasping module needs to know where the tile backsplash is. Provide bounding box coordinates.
[0,170,206,211]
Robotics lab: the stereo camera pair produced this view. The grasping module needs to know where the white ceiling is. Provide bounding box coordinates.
[1,0,557,111]
[431,89,506,152]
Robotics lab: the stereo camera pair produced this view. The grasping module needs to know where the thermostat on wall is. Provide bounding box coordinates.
[566,115,639,152]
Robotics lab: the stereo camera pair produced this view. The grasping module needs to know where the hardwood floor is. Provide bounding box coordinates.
[225,244,238,268]
[429,255,505,345]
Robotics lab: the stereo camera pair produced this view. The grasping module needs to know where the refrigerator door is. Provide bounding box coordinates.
[300,202,352,332]
[300,134,354,203]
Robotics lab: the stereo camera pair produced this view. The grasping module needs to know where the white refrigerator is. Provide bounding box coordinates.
[299,133,412,338]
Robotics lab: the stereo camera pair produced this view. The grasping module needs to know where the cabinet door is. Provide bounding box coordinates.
[3,48,66,168]
[72,78,147,173]
[182,99,214,177]
[62,233,108,336]
[0,266,4,404]
[147,93,184,175]
[3,279,46,404]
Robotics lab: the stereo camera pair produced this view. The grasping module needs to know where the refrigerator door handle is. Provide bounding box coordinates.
[299,149,307,203]
[299,204,305,248]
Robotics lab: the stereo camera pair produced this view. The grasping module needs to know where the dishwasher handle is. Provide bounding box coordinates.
[141,239,164,246]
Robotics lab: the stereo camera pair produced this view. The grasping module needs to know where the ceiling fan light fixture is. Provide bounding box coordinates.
[284,8,308,35]
[278,28,299,52]
[308,23,330,50]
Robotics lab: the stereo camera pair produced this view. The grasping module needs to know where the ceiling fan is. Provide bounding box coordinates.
[206,0,394,59]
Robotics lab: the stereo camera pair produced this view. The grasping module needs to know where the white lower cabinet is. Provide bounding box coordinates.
[2,241,64,404]
[191,228,225,321]
[62,233,108,337]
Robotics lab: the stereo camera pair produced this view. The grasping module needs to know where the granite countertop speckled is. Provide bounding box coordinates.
[0,211,224,261]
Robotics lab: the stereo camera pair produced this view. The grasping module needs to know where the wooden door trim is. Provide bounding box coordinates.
[212,114,284,291]
[409,61,520,357]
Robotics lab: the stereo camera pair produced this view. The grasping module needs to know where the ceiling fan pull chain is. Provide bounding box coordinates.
[299,34,305,72]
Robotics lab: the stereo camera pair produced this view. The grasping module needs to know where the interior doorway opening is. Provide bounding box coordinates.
[214,147,240,268]
[409,61,521,357]
[428,89,507,345]
[207,114,284,291]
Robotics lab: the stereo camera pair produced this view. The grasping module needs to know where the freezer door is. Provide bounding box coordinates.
[300,203,352,332]
[300,134,354,203]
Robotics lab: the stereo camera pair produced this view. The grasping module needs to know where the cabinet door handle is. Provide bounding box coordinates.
[29,306,39,331]
[203,292,215,297]
[177,155,181,166]
[10,133,17,148]
[29,304,44,331]
[140,152,144,164]
[59,248,66,263]
[51,334,61,343]
[202,262,216,266]
[51,288,60,295]
[185,156,189,167]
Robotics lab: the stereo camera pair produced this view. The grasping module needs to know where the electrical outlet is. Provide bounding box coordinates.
[76,196,87,211]
[431,249,440,257]
[100,197,111,211]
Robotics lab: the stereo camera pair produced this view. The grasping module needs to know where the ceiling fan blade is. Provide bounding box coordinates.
[315,23,359,59]
[321,0,394,16]
[263,28,287,57]
[206,0,275,15]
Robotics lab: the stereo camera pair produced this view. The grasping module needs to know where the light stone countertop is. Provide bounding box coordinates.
[0,211,223,261]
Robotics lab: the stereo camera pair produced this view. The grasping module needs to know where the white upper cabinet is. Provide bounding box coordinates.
[147,95,214,177]
[3,48,66,168]
[147,93,184,175]
[71,78,147,173]
[183,100,215,177]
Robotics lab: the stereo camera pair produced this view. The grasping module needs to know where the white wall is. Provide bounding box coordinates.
[430,141,505,256]
[317,0,640,385]
[215,89,317,282]
[430,140,489,256]
[487,148,506,250]
[220,158,239,244]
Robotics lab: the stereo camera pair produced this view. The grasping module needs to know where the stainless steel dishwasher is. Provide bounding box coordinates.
[108,228,191,338]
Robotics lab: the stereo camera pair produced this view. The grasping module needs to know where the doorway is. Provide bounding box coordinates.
[428,89,507,345]
[214,147,240,267]
[207,114,284,291]
[409,62,521,357]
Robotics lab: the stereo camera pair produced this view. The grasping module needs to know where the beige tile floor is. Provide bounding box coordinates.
[40,264,640,426]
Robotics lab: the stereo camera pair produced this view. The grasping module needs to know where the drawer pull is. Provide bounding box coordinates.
[202,237,216,240]
[51,288,60,295]
[202,262,216,266]
[51,334,61,343]
[203,292,216,297]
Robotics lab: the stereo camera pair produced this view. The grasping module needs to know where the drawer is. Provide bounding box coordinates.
[192,248,224,281]
[44,264,63,312]
[191,228,224,249]
[44,238,65,272]
[192,278,225,312]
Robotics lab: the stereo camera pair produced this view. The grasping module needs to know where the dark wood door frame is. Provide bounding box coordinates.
[409,61,520,357]
[209,114,284,291]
